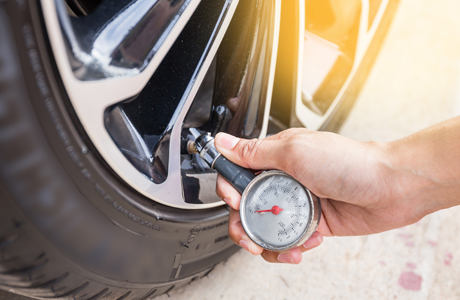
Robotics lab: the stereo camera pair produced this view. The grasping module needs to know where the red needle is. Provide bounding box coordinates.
[255,206,283,215]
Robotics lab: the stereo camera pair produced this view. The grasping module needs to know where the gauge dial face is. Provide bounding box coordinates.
[240,171,313,251]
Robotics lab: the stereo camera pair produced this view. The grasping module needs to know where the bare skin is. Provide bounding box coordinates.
[215,116,460,264]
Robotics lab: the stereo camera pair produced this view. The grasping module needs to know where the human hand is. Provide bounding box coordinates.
[215,128,427,264]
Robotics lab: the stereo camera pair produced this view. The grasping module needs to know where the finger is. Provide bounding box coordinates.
[260,232,323,264]
[228,208,264,255]
[261,247,303,264]
[317,198,335,237]
[298,231,323,252]
[216,174,241,210]
[214,130,302,171]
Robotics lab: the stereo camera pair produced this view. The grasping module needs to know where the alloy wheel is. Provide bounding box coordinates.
[41,0,281,209]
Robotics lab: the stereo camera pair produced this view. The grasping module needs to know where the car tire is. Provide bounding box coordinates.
[0,2,240,299]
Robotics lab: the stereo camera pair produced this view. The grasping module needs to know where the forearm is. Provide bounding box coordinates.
[385,116,460,219]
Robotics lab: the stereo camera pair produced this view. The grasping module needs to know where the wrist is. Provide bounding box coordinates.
[379,138,446,221]
[365,140,400,201]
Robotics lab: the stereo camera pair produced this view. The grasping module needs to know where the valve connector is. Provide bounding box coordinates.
[194,133,221,168]
[192,131,255,194]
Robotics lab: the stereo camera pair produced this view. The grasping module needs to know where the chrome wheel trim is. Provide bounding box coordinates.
[295,0,391,130]
[41,0,281,209]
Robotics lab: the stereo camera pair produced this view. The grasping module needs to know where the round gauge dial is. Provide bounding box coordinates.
[239,171,320,251]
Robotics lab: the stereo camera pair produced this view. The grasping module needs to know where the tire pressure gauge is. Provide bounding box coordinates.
[188,130,321,252]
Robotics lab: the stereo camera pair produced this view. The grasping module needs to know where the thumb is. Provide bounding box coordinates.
[214,132,290,171]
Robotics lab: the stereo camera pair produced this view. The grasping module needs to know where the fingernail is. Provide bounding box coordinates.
[240,240,251,253]
[223,198,231,204]
[278,253,294,264]
[215,133,239,150]
[303,232,323,249]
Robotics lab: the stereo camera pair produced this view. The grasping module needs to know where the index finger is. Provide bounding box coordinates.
[216,174,241,210]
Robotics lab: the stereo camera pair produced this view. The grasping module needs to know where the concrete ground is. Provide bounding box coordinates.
[2,0,460,299]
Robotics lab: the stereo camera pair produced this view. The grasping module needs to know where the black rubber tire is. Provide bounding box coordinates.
[0,2,238,299]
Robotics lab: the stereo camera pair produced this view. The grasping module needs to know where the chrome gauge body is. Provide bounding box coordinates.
[240,171,321,251]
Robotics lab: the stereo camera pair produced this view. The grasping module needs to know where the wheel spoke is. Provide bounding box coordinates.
[42,0,202,111]
[286,0,390,130]
[151,0,241,205]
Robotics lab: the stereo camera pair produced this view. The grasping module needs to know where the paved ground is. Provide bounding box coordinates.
[2,0,460,299]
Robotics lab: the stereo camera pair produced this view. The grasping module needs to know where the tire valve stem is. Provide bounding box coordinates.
[181,139,198,155]
[181,128,201,155]
[187,141,198,154]
[187,129,255,194]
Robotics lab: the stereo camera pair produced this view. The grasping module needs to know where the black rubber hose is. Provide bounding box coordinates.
[213,156,255,194]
